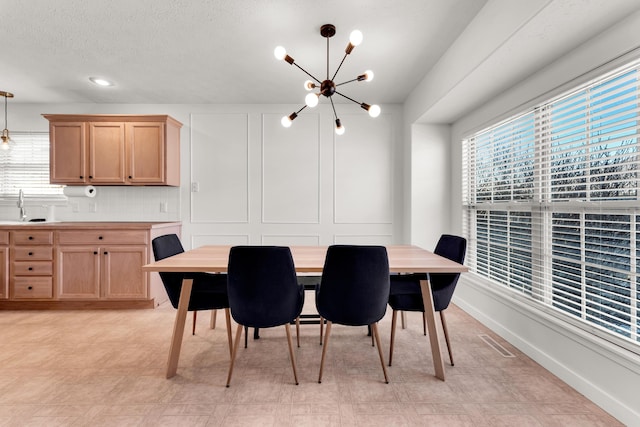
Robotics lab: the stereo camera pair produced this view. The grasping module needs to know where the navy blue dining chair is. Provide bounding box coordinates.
[315,245,390,384]
[387,234,466,366]
[225,246,305,387]
[152,234,232,355]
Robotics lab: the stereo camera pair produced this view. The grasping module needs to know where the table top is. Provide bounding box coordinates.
[143,244,468,274]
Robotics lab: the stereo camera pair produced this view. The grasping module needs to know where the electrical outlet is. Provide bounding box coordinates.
[89,202,97,213]
[160,202,168,213]
[71,202,80,213]
[191,182,199,192]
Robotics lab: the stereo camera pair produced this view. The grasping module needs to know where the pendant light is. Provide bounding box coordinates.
[0,91,14,152]
[275,24,380,135]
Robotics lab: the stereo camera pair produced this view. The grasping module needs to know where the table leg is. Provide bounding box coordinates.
[166,278,193,379]
[420,278,445,381]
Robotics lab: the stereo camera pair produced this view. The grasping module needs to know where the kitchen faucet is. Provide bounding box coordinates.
[18,189,26,221]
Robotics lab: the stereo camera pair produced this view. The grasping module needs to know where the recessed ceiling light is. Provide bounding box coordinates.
[89,77,114,87]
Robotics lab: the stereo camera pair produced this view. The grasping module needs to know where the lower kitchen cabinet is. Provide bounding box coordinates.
[0,231,8,299]
[57,245,148,299]
[0,222,180,309]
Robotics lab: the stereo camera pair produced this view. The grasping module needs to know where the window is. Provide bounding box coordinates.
[462,60,640,348]
[0,132,64,198]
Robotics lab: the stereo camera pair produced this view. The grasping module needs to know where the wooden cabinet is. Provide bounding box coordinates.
[0,231,8,299]
[0,222,181,309]
[56,230,148,300]
[44,114,182,186]
[10,230,54,300]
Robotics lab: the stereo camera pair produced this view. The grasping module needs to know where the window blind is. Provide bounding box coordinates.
[462,59,640,347]
[0,132,64,198]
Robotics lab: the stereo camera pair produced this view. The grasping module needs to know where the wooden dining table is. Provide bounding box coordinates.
[142,244,468,380]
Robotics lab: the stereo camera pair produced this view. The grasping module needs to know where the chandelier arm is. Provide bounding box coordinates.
[334,90,362,106]
[331,52,349,82]
[295,105,308,115]
[335,78,359,87]
[329,97,339,120]
[293,63,322,84]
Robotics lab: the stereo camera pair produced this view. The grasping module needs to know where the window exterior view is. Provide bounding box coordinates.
[463,60,640,347]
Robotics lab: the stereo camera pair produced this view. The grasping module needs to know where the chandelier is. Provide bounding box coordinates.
[0,91,13,151]
[274,24,380,135]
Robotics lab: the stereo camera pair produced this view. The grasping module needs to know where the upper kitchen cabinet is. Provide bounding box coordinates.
[43,114,182,186]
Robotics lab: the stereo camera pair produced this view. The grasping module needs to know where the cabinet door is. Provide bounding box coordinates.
[50,122,87,184]
[57,246,100,299]
[101,245,148,299]
[0,246,8,299]
[89,122,126,184]
[126,122,165,184]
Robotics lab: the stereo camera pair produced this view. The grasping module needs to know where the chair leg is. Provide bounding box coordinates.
[192,311,197,335]
[422,312,427,336]
[210,309,217,329]
[318,320,332,383]
[226,323,244,387]
[284,323,299,385]
[389,309,398,366]
[296,317,301,348]
[224,308,233,358]
[319,316,324,345]
[401,311,406,329]
[371,322,389,384]
[244,326,249,348]
[440,311,454,366]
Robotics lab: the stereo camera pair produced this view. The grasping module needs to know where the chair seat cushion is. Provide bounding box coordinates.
[388,278,424,312]
[188,273,229,311]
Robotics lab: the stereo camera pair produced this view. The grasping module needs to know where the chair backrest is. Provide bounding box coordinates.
[317,245,390,326]
[430,234,467,311]
[151,234,186,309]
[227,246,303,328]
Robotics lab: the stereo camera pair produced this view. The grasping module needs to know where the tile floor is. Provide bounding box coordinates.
[0,300,622,426]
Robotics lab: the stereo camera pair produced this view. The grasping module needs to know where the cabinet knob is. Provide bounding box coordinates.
[80,175,83,179]
[128,176,132,179]
[28,252,33,256]
[98,236,103,240]
[89,175,93,179]
[104,251,108,255]
[28,286,33,290]
[28,267,33,271]
[93,251,98,255]
[28,236,33,240]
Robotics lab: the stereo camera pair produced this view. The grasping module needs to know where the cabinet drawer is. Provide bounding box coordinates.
[12,231,54,245]
[12,277,53,299]
[57,230,148,245]
[12,261,53,276]
[0,231,8,245]
[13,247,53,261]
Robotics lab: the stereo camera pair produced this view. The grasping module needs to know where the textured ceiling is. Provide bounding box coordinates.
[1,0,640,123]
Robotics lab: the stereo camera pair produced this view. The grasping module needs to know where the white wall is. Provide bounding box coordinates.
[444,11,640,426]
[1,102,404,248]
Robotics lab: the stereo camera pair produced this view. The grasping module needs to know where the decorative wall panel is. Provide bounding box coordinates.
[262,113,320,223]
[191,113,249,223]
[334,114,392,224]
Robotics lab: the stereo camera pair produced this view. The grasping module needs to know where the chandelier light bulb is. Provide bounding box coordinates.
[335,119,345,135]
[281,115,293,128]
[364,70,374,82]
[304,80,315,91]
[349,30,363,46]
[305,93,319,108]
[368,104,381,118]
[274,46,287,61]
